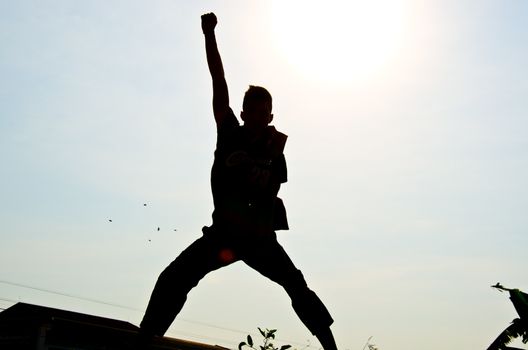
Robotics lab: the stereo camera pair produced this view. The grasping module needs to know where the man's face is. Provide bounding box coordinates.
[241,101,273,132]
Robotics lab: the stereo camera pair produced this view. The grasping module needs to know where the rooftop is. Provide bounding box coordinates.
[0,302,230,350]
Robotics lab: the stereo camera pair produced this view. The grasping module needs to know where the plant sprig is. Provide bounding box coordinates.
[239,328,292,350]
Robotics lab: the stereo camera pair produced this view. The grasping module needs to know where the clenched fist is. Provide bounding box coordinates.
[201,12,217,34]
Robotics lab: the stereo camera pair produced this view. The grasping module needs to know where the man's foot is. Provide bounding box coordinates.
[133,330,155,350]
[316,328,338,350]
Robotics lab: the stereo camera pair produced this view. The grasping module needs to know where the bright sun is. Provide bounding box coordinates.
[271,0,409,84]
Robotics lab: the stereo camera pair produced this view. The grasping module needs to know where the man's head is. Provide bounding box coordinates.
[241,85,273,131]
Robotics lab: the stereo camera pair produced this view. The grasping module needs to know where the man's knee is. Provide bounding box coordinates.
[281,268,308,293]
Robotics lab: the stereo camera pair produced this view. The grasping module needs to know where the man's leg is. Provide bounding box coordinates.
[140,234,235,337]
[242,235,338,350]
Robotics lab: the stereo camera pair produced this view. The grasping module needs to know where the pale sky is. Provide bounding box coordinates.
[1,1,527,350]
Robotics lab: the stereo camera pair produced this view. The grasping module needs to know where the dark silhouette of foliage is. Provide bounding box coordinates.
[239,328,292,350]
[487,283,528,350]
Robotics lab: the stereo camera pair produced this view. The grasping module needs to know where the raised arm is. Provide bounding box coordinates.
[201,13,230,124]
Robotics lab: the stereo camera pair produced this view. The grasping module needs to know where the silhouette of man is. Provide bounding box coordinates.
[139,13,338,350]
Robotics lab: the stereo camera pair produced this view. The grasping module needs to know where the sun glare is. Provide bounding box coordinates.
[271,0,408,84]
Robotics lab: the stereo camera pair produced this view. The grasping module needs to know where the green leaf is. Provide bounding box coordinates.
[280,345,292,350]
[239,342,246,350]
[247,335,253,347]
